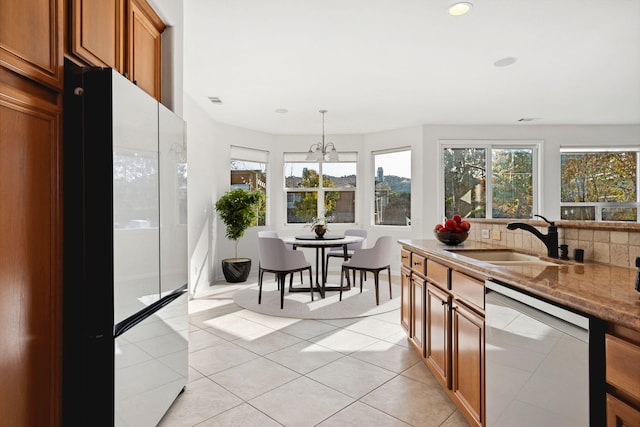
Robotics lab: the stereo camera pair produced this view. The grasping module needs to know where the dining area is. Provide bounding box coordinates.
[255,229,394,310]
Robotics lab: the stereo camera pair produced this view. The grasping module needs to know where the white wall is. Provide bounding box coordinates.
[183,94,275,293]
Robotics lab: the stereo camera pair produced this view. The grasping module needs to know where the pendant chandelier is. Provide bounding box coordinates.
[306,109,338,162]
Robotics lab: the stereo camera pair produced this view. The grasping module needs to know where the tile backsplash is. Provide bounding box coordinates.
[467,220,640,269]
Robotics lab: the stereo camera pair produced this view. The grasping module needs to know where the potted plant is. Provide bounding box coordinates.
[308,213,332,238]
[215,188,264,282]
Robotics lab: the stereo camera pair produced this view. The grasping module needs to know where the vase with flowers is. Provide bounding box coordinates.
[308,214,332,238]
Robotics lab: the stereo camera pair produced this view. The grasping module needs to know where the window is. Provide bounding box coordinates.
[230,146,268,226]
[560,149,638,221]
[442,143,537,219]
[373,149,411,226]
[284,152,357,224]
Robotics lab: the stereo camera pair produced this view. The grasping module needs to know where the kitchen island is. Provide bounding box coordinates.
[398,239,640,427]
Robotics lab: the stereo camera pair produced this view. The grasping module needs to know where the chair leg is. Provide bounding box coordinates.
[374,271,380,305]
[339,266,345,301]
[258,269,263,304]
[308,267,314,301]
[360,270,364,293]
[279,273,285,309]
[387,267,392,299]
[324,255,330,285]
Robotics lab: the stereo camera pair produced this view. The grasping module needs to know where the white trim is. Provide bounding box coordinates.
[230,145,269,163]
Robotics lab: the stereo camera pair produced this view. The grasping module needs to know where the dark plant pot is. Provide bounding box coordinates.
[313,225,327,238]
[222,258,252,283]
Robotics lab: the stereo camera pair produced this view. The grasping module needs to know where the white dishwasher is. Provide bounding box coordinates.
[485,280,593,426]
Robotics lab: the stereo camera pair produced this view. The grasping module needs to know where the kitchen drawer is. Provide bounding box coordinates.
[401,248,411,269]
[451,271,484,311]
[606,334,640,401]
[606,393,640,427]
[411,253,426,277]
[426,259,449,289]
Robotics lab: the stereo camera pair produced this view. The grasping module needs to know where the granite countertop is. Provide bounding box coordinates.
[398,239,640,332]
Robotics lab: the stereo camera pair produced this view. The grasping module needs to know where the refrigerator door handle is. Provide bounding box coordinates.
[114,284,187,338]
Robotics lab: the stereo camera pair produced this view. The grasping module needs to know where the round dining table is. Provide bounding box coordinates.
[281,234,365,298]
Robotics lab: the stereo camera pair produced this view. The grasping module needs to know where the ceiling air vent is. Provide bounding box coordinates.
[517,117,540,122]
[208,97,222,104]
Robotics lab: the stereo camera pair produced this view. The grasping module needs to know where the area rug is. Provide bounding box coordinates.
[233,276,401,319]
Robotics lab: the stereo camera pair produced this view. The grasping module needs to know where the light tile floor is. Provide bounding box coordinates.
[159,279,469,427]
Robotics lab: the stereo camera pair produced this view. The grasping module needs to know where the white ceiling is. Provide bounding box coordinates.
[181,0,640,135]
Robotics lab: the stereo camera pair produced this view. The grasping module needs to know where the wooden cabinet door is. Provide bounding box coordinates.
[0,0,63,89]
[409,275,425,356]
[400,266,411,334]
[0,69,62,426]
[70,0,124,71]
[127,0,165,100]
[426,282,450,389]
[606,333,640,402]
[607,393,640,427]
[452,301,484,427]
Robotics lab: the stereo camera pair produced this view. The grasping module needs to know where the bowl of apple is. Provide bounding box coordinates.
[433,215,471,245]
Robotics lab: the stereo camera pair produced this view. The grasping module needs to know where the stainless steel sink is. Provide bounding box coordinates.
[446,249,560,267]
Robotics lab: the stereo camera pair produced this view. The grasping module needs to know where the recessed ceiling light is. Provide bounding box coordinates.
[275,108,288,114]
[448,2,473,16]
[494,57,517,67]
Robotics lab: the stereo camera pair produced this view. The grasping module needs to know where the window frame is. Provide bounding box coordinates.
[372,147,412,228]
[439,140,541,220]
[559,147,640,223]
[229,145,269,227]
[283,152,358,225]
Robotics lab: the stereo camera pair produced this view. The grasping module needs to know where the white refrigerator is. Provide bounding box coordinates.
[62,60,188,426]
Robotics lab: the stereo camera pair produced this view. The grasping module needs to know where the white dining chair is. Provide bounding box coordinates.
[258,230,304,285]
[339,235,393,305]
[258,237,313,309]
[257,230,278,239]
[324,229,367,285]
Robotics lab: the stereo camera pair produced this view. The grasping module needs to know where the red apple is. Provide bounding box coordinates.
[453,214,462,223]
[459,221,471,231]
[444,219,457,231]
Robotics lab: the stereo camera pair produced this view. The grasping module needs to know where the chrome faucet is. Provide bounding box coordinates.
[507,215,559,258]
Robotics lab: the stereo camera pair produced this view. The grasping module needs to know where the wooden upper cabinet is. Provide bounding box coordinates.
[127,0,165,100]
[0,0,63,89]
[70,0,124,71]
